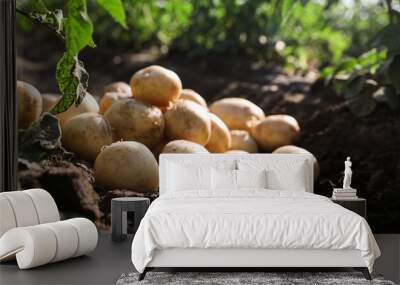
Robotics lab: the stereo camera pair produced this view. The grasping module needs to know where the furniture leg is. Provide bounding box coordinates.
[354,267,371,280]
[138,268,148,281]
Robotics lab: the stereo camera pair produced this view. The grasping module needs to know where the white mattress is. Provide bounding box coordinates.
[131,190,380,273]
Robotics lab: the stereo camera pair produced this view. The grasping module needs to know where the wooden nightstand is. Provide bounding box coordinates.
[331,198,366,219]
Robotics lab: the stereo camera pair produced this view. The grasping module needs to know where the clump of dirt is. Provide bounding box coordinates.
[19,155,102,221]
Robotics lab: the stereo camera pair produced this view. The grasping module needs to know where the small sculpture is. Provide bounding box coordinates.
[343,157,353,189]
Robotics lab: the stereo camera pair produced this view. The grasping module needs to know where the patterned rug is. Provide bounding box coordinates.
[116,271,396,285]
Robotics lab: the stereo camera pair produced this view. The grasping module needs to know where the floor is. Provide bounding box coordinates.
[0,233,399,285]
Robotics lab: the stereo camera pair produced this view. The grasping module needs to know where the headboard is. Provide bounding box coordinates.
[159,154,314,195]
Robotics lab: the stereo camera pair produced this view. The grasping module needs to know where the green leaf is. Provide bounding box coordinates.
[65,0,94,55]
[343,75,366,99]
[371,23,400,55]
[17,0,48,13]
[18,113,63,162]
[30,9,65,37]
[96,0,127,29]
[51,53,89,114]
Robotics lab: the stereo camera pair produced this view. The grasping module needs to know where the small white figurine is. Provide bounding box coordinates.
[343,157,353,189]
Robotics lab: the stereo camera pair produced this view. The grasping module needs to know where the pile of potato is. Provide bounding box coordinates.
[17,65,319,193]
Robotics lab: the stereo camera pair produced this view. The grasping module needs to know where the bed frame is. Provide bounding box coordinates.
[138,154,372,281]
[139,248,371,280]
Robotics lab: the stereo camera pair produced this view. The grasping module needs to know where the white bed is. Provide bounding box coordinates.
[131,154,380,280]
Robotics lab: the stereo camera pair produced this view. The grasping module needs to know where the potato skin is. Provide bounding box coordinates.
[99,92,132,114]
[61,113,115,161]
[251,115,300,151]
[56,93,99,127]
[94,141,159,192]
[103,81,132,96]
[180,89,207,108]
[206,113,231,153]
[209,97,265,131]
[130,65,182,107]
[162,140,209,154]
[104,98,164,149]
[17,81,43,129]
[273,145,320,179]
[164,100,211,145]
[229,130,258,153]
[41,93,60,113]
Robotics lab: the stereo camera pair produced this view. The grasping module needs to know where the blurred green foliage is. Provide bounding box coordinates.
[18,0,388,70]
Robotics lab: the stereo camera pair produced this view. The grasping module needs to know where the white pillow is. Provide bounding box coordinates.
[211,168,237,190]
[236,169,267,189]
[167,163,212,192]
[266,165,307,192]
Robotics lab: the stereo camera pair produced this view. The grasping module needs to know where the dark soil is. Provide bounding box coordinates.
[16,28,400,233]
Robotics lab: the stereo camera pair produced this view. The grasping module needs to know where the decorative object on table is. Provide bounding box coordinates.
[0,189,98,269]
[116,271,394,285]
[111,197,150,242]
[332,157,358,200]
[331,198,367,219]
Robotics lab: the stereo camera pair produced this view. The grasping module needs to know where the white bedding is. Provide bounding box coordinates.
[131,190,380,273]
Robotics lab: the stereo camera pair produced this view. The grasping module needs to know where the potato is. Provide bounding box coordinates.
[180,89,207,108]
[56,93,99,127]
[164,100,211,145]
[99,92,132,114]
[130,65,182,107]
[94,141,158,192]
[162,140,209,154]
[17,81,43,129]
[225,150,248,154]
[61,113,115,161]
[41,93,60,113]
[104,98,164,149]
[205,113,231,153]
[273,145,320,179]
[229,130,258,153]
[103,81,132,96]
[251,115,300,151]
[209,97,265,131]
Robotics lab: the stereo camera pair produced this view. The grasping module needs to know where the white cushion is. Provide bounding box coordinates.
[1,192,39,227]
[0,218,97,269]
[236,169,267,189]
[166,163,212,192]
[212,168,237,190]
[24,189,60,224]
[238,158,309,192]
[0,196,17,237]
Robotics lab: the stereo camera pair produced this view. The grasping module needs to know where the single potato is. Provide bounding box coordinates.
[205,113,231,153]
[180,89,207,108]
[164,100,211,145]
[273,145,320,179]
[209,97,265,131]
[41,93,60,113]
[251,115,300,151]
[229,130,258,153]
[162,140,209,154]
[104,98,164,149]
[17,81,43,129]
[130,65,182,107]
[61,113,115,161]
[99,91,132,114]
[94,141,159,192]
[56,92,99,127]
[103,81,132,96]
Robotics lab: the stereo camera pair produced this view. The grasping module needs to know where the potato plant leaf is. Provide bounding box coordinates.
[51,53,89,114]
[18,113,64,162]
[96,0,127,29]
[65,0,94,56]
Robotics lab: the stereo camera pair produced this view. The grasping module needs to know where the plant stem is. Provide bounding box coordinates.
[385,0,393,23]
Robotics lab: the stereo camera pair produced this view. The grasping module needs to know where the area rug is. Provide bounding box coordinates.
[116,272,396,285]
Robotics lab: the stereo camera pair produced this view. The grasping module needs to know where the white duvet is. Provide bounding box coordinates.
[131,190,380,273]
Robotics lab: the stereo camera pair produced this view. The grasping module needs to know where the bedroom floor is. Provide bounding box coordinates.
[0,233,399,285]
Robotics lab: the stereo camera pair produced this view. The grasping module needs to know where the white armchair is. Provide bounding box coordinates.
[0,189,98,269]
